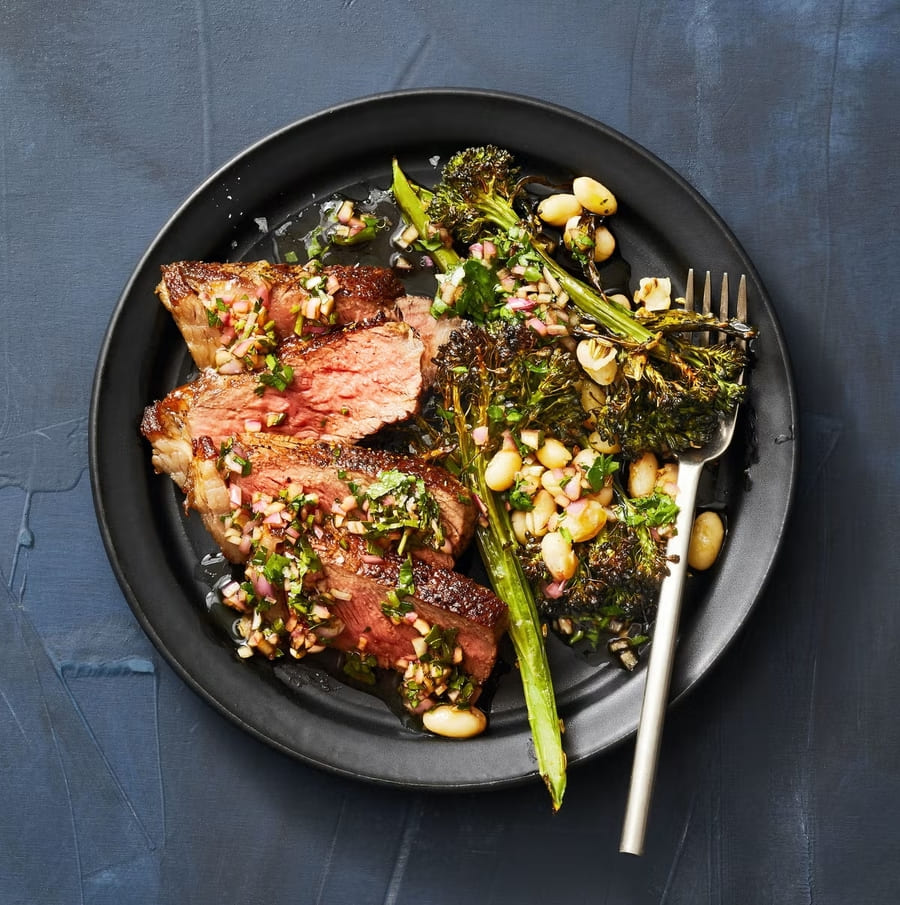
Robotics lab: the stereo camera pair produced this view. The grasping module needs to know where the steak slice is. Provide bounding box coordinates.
[142,320,425,489]
[225,526,506,696]
[395,295,464,387]
[157,260,405,371]
[192,455,506,697]
[186,433,476,567]
[309,532,507,687]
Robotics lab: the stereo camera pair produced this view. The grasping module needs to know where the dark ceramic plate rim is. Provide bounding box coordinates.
[89,89,798,791]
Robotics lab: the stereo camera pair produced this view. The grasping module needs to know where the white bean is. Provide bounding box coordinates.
[688,511,725,570]
[628,451,659,498]
[633,277,672,311]
[589,484,614,506]
[563,500,607,543]
[537,193,583,227]
[656,462,679,494]
[423,704,487,739]
[537,438,572,469]
[576,338,618,385]
[572,176,618,216]
[580,380,606,414]
[541,531,578,581]
[588,430,621,455]
[484,448,522,492]
[592,225,616,262]
[525,489,556,537]
[511,509,529,545]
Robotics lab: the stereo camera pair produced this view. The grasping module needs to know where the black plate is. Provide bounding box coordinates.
[90,89,797,791]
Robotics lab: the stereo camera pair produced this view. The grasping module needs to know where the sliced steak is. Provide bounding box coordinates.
[142,320,425,489]
[310,532,507,686]
[186,433,476,567]
[192,461,506,694]
[157,260,405,371]
[395,295,464,387]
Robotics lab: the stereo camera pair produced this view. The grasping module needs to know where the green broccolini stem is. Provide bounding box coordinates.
[390,159,462,273]
[467,194,656,344]
[453,385,567,811]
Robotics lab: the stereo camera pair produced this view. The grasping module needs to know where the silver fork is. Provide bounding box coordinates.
[620,270,747,856]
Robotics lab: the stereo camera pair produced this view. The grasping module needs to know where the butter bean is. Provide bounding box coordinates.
[688,511,725,570]
[541,530,578,581]
[484,448,522,492]
[628,451,659,498]
[572,176,618,216]
[537,193,583,227]
[576,338,618,385]
[423,704,487,739]
[511,509,529,545]
[580,380,606,414]
[588,430,621,455]
[592,225,616,262]
[563,499,607,543]
[525,489,557,537]
[656,462,679,493]
[537,438,572,469]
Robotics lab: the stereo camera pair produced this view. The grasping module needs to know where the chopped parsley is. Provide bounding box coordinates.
[255,355,294,395]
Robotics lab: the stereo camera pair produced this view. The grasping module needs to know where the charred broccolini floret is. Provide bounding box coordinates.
[439,321,586,449]
[399,147,755,455]
[518,490,675,625]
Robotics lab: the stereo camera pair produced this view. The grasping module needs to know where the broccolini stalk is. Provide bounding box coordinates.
[426,147,653,342]
[391,158,462,273]
[448,384,567,811]
[433,324,570,810]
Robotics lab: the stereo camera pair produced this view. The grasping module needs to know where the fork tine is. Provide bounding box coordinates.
[684,268,694,312]
[719,273,729,320]
[736,274,747,349]
[697,271,712,346]
[718,273,729,344]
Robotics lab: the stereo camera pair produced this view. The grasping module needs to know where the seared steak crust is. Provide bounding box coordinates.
[309,533,507,684]
[157,260,405,370]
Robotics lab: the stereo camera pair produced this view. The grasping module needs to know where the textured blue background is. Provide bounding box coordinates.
[1,1,898,902]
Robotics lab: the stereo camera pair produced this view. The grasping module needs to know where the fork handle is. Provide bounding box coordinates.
[620,460,702,855]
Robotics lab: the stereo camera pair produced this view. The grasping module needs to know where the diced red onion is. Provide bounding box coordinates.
[564,476,582,501]
[253,575,275,598]
[218,359,244,375]
[506,297,536,312]
[543,580,566,599]
[526,318,548,336]
[360,553,385,564]
[566,498,587,517]
[229,484,243,507]
[244,419,262,433]
[232,339,253,359]
[471,425,489,446]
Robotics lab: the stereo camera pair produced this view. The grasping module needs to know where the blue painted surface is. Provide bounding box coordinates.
[1,1,898,902]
